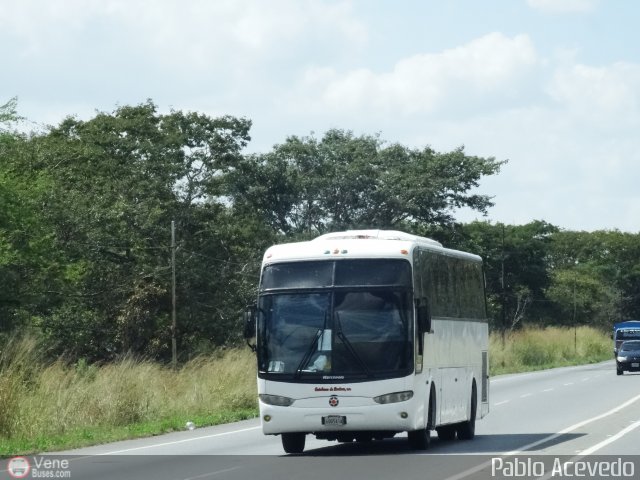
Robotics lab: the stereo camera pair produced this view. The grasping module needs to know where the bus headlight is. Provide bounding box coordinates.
[373,391,414,404]
[259,394,295,406]
[617,356,628,362]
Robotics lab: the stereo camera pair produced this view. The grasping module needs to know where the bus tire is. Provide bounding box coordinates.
[281,433,305,454]
[457,382,477,440]
[408,385,435,450]
[437,425,457,441]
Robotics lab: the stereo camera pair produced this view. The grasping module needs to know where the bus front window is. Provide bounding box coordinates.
[258,289,413,380]
[258,293,330,374]
[333,290,412,374]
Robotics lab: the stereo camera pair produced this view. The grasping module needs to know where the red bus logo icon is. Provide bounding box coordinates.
[7,457,31,479]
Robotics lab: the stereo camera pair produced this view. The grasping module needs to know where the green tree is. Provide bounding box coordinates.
[545,267,619,329]
[0,100,64,340]
[6,101,266,361]
[0,97,20,128]
[548,229,640,324]
[438,220,558,331]
[225,130,505,234]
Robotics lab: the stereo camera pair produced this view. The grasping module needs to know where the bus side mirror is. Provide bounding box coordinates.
[243,304,257,352]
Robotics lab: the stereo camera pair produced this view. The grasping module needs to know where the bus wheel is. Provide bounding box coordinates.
[457,383,477,440]
[408,386,435,450]
[281,433,306,454]
[437,425,456,441]
[408,427,430,450]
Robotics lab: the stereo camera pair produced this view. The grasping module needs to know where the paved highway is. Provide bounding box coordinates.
[18,360,640,479]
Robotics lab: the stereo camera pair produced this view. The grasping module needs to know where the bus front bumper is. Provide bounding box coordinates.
[259,399,422,435]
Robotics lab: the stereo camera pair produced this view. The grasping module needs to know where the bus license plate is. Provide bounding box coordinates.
[632,363,639,367]
[322,415,346,426]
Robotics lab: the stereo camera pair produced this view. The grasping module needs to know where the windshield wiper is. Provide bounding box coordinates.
[294,328,322,379]
[334,312,372,378]
[294,310,332,379]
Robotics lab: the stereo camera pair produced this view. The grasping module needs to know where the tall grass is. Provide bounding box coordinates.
[1,326,612,454]
[490,325,611,375]
[0,337,257,455]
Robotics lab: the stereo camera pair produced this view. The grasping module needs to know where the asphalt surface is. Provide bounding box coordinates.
[6,360,640,480]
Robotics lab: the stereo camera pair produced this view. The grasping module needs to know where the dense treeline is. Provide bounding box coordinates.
[430,221,640,333]
[1,99,638,362]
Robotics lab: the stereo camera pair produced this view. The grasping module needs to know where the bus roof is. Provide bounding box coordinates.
[614,320,640,331]
[313,229,442,246]
[263,229,482,264]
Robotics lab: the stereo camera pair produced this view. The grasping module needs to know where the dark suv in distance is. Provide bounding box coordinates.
[616,340,640,375]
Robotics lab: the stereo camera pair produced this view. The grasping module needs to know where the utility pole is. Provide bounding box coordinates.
[171,220,177,369]
[573,259,579,353]
[501,224,506,347]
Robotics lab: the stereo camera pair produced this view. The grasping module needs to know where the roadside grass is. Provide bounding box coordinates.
[490,325,611,376]
[0,338,258,456]
[1,326,612,455]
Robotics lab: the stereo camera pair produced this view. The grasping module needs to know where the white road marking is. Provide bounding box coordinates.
[520,393,532,398]
[97,426,262,455]
[563,382,574,386]
[537,420,640,480]
[489,362,610,384]
[543,388,554,392]
[182,466,243,480]
[579,419,640,455]
[505,393,640,455]
[440,392,640,480]
[0,425,264,475]
[494,400,510,406]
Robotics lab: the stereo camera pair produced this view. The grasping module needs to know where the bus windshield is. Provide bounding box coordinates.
[257,260,414,381]
[617,329,640,341]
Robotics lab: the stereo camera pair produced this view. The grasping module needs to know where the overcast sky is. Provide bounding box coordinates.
[2,0,639,232]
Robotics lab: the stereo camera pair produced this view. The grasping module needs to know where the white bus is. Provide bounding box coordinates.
[244,230,489,453]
